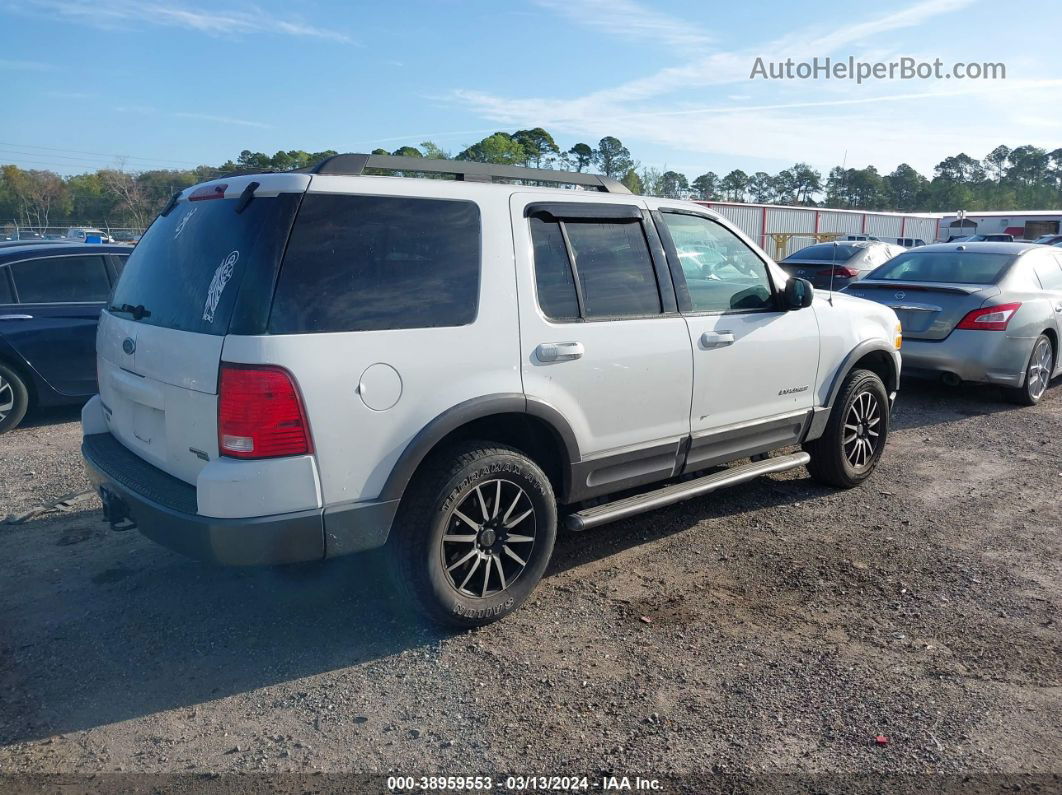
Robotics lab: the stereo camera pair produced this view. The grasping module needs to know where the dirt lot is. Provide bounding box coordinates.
[0,382,1059,789]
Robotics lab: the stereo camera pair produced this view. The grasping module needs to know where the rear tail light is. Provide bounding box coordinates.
[831,266,860,278]
[218,363,312,459]
[955,302,1022,332]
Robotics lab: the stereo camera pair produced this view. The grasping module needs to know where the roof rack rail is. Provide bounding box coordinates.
[299,153,631,194]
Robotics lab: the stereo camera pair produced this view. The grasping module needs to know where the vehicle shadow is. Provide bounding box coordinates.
[548,469,830,577]
[0,472,817,746]
[18,403,84,430]
[0,519,445,746]
[889,377,1022,432]
[4,380,1023,745]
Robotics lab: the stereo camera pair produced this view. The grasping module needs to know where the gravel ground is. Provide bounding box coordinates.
[0,382,1059,790]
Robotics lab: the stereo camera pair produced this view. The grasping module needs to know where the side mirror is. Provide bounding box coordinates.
[784,277,814,310]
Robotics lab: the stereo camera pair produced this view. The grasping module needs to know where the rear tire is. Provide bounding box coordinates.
[0,362,29,434]
[388,441,557,628]
[803,368,889,488]
[1004,334,1054,406]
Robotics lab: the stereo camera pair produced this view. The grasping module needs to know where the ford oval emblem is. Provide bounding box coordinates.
[122,337,136,355]
[894,291,906,300]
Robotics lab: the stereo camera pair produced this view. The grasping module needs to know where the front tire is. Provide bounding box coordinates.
[389,442,557,628]
[803,368,889,488]
[0,362,29,434]
[1004,334,1054,406]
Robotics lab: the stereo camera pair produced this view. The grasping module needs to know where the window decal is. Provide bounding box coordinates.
[203,250,238,323]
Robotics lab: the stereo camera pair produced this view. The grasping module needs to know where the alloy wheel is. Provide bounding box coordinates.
[1027,338,1053,401]
[441,479,536,598]
[843,390,881,470]
[0,375,12,422]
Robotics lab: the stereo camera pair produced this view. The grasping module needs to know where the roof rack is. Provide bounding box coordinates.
[300,153,631,194]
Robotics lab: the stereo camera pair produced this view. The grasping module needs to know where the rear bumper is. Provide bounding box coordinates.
[900,331,1034,386]
[82,431,397,565]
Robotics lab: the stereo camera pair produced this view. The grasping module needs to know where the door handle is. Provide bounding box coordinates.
[700,331,735,349]
[1055,303,1062,313]
[0,314,33,320]
[536,341,584,362]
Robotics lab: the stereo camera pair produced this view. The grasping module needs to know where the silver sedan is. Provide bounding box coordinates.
[843,242,1062,405]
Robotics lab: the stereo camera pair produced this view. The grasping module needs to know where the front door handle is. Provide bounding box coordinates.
[536,341,584,362]
[700,331,735,349]
[0,314,33,320]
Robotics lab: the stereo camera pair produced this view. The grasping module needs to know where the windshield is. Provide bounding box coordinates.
[109,193,301,335]
[782,244,861,262]
[866,251,1014,285]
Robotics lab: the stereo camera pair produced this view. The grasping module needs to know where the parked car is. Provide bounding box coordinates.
[65,227,114,244]
[1033,234,1062,246]
[110,230,142,244]
[0,239,77,249]
[844,242,1062,405]
[0,243,130,432]
[81,154,901,627]
[897,237,927,248]
[778,240,906,290]
[948,234,1014,243]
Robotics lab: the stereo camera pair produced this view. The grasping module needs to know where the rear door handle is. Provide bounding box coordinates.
[536,341,584,362]
[0,314,34,320]
[700,331,735,349]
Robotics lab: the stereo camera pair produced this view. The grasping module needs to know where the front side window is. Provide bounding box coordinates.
[529,216,661,320]
[11,255,110,303]
[270,194,481,333]
[661,213,774,313]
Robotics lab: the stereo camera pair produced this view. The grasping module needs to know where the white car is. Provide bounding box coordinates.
[65,227,113,243]
[81,154,902,627]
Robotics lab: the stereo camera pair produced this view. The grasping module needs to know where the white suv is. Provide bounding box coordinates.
[81,154,902,627]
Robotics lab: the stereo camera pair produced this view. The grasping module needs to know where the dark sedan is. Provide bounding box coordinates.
[0,243,130,432]
[778,240,906,290]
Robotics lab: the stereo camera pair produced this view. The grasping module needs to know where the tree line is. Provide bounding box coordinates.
[2,129,1060,230]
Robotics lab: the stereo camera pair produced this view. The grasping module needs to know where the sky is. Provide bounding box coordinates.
[1,0,1058,180]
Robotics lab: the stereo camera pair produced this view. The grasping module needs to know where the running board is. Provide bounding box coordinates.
[565,451,811,532]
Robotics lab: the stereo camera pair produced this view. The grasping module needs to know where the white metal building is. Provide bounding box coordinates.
[694,201,940,259]
[935,210,1062,242]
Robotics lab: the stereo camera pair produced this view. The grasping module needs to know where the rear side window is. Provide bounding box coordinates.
[0,268,12,303]
[11,255,110,302]
[530,217,579,321]
[270,194,481,333]
[1032,253,1062,289]
[529,217,661,320]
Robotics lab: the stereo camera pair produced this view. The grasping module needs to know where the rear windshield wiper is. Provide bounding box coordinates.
[108,303,151,320]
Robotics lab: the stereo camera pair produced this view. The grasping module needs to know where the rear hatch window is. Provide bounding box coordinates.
[782,244,862,263]
[866,251,1013,285]
[109,192,301,335]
